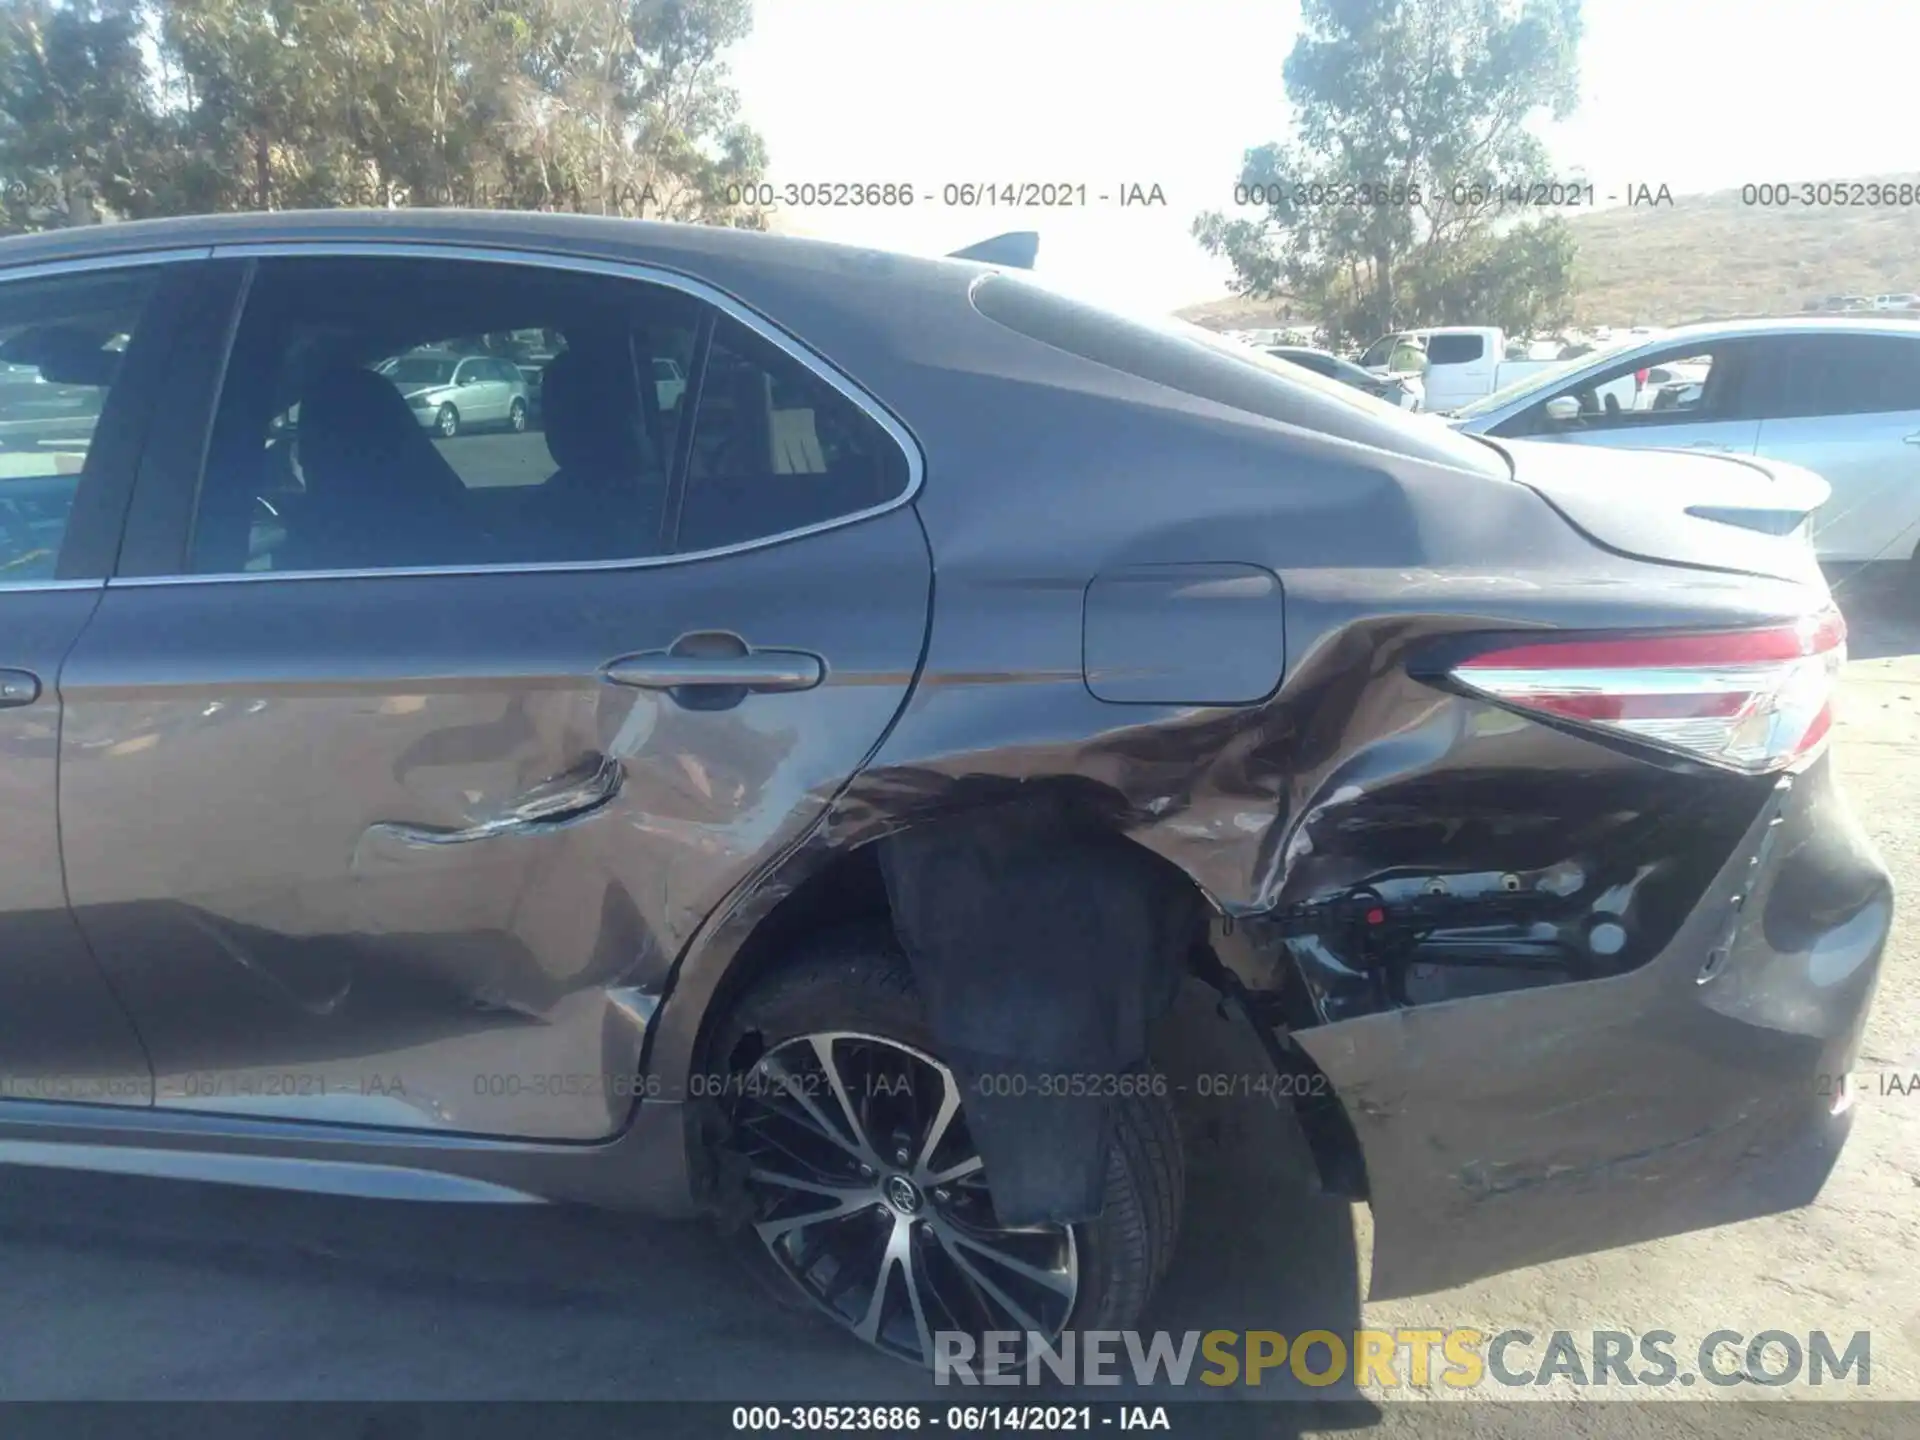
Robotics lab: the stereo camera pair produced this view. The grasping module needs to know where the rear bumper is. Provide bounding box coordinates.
[1293,752,1891,1299]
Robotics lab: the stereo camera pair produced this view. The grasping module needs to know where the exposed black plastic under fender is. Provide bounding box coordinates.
[876,794,1198,1226]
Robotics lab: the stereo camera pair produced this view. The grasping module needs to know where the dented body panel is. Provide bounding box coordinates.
[58,509,931,1138]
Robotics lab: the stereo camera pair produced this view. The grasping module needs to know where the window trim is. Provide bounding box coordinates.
[98,240,926,588]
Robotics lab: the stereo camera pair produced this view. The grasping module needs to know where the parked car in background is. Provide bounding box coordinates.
[1449,317,1920,567]
[1874,294,1919,312]
[377,349,531,437]
[652,356,688,411]
[1355,326,1565,411]
[0,209,1888,1375]
[1263,344,1424,410]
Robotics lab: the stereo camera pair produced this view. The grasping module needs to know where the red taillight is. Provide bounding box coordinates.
[1449,607,1846,773]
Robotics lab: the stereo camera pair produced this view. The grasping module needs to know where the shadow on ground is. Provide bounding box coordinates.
[1829,562,1920,659]
[9,578,1909,1427]
[0,981,1374,1433]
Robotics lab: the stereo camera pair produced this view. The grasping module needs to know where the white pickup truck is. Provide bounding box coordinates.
[1353,326,1571,412]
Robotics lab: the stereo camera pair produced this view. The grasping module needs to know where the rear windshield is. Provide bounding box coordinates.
[968,273,1508,478]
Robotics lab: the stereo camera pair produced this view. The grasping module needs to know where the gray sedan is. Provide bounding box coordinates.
[0,208,1888,1375]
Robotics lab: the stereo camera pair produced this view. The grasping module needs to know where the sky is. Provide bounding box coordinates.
[728,0,1920,314]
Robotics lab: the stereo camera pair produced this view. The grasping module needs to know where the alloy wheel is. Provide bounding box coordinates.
[726,1030,1079,1367]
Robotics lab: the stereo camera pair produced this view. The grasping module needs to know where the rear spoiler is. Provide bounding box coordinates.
[945,231,1040,269]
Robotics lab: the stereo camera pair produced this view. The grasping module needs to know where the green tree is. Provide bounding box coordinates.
[0,0,770,231]
[0,0,168,230]
[504,0,768,223]
[1193,0,1584,348]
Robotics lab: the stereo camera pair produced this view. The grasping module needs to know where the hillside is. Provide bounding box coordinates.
[1177,174,1920,329]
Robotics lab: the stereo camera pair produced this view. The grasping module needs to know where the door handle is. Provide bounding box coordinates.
[0,669,40,708]
[606,654,824,691]
[1904,431,1920,445]
[605,634,824,702]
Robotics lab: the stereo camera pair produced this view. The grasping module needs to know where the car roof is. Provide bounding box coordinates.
[0,208,1520,484]
[0,207,931,277]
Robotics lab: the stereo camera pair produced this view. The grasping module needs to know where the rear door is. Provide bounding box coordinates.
[0,255,220,1110]
[1744,332,1920,562]
[58,247,931,1141]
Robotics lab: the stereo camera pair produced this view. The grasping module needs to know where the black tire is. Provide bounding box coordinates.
[435,403,459,438]
[508,397,527,433]
[707,925,1183,1368]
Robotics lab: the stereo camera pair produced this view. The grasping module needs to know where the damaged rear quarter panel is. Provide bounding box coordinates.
[649,272,1883,1275]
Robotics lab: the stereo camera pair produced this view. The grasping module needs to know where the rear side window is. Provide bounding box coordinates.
[190,256,704,574]
[969,274,1509,478]
[675,315,912,552]
[0,268,156,582]
[1750,335,1920,419]
[185,255,906,576]
[1425,333,1486,365]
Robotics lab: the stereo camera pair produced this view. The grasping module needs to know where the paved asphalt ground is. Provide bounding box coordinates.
[0,511,1915,1435]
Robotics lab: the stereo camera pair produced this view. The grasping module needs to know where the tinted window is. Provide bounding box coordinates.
[1751,335,1920,419]
[0,268,156,581]
[1425,333,1485,365]
[191,257,701,573]
[675,316,912,552]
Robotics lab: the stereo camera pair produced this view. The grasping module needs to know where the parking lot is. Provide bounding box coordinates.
[0,569,1906,1427]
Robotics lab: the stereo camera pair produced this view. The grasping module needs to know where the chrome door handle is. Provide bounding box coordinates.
[605,653,824,692]
[0,669,40,708]
[605,633,825,701]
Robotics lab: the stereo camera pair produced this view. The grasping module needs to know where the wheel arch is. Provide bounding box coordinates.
[653,778,1361,1217]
